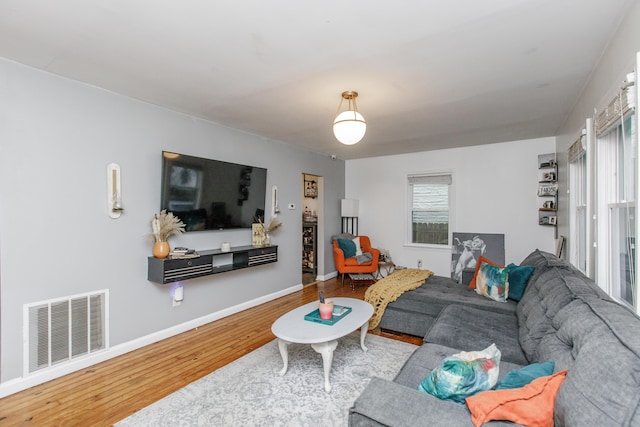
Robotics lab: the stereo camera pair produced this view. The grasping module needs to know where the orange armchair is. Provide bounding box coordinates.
[332,236,381,287]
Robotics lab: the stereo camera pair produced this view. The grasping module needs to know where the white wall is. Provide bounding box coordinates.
[346,137,556,277]
[0,58,346,388]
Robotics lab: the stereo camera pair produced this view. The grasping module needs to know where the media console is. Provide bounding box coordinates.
[147,245,278,284]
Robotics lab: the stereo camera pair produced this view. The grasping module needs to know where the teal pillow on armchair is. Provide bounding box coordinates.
[337,238,357,258]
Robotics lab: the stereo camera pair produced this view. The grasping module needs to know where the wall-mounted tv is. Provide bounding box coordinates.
[161,151,267,231]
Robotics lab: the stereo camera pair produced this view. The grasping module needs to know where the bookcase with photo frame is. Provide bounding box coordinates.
[537,153,558,237]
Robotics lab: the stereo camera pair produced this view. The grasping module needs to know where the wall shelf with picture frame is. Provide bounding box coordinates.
[537,153,558,237]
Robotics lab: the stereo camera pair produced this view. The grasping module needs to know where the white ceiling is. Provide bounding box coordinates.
[0,1,633,159]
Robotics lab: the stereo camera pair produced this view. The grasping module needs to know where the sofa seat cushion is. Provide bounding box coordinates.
[343,257,374,267]
[516,266,608,361]
[349,376,524,427]
[425,304,528,365]
[378,275,517,337]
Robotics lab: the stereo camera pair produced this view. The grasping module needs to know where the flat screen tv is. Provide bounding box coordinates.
[161,151,267,231]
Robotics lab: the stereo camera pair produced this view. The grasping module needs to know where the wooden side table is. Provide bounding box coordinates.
[376,261,396,279]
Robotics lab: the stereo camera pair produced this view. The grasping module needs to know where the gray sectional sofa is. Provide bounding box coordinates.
[349,249,640,426]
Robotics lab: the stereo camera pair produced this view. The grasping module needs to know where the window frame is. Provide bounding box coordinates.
[405,171,454,248]
[568,125,590,274]
[595,109,637,311]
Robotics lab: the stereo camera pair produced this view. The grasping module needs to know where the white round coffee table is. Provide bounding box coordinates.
[271,297,374,393]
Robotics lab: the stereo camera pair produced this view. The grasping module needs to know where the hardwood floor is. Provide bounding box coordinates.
[0,277,421,426]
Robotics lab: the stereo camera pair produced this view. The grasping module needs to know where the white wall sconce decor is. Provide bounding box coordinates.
[333,91,366,145]
[107,163,124,219]
[272,185,280,217]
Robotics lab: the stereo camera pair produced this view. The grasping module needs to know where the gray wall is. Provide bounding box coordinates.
[0,58,345,382]
[555,2,640,263]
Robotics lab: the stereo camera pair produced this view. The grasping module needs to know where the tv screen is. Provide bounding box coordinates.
[161,151,267,231]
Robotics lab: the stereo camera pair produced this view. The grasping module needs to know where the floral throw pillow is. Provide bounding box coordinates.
[475,262,509,302]
[417,344,502,403]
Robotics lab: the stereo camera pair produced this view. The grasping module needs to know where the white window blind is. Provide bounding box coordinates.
[408,173,452,245]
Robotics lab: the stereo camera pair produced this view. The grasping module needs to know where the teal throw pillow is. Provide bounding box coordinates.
[337,238,357,258]
[475,263,509,302]
[494,361,555,390]
[417,344,501,403]
[506,263,536,301]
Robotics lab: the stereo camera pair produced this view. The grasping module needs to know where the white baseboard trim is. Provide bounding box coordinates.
[0,284,303,398]
[316,270,337,281]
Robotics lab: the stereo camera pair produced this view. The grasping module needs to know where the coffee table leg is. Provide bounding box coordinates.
[360,322,369,352]
[311,340,338,393]
[277,339,290,376]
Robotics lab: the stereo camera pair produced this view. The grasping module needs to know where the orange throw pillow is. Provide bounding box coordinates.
[465,370,567,427]
[468,256,504,289]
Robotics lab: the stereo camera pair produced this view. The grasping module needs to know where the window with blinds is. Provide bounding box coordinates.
[407,173,452,245]
[595,83,637,310]
[568,127,589,274]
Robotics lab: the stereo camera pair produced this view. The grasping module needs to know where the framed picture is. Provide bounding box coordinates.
[549,216,557,225]
[556,235,566,258]
[252,223,265,246]
[542,171,556,181]
[451,233,505,284]
[304,180,317,198]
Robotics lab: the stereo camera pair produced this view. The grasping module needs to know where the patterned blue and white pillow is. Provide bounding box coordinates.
[475,263,509,302]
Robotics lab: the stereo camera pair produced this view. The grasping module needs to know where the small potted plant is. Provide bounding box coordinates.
[150,210,186,258]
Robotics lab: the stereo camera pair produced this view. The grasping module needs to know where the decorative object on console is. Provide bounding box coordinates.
[341,198,359,235]
[221,242,231,252]
[254,217,282,246]
[107,163,124,219]
[153,242,170,259]
[252,223,265,246]
[333,91,366,145]
[150,210,186,259]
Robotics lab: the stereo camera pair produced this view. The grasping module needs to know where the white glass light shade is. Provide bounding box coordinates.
[333,111,366,145]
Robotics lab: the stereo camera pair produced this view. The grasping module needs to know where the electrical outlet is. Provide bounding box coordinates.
[417,259,423,269]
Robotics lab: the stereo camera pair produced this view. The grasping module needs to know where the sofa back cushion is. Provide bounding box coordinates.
[550,299,640,426]
[516,266,606,361]
[519,249,572,285]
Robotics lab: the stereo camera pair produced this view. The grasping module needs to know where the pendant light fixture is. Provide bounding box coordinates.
[333,91,366,145]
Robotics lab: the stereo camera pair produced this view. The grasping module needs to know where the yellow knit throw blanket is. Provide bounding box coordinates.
[365,268,434,330]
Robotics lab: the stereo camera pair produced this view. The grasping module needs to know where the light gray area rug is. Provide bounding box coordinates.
[116,332,417,427]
